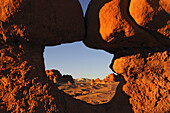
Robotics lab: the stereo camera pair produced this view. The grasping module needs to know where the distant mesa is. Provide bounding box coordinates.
[45,69,74,83]
[74,74,116,85]
[74,78,91,82]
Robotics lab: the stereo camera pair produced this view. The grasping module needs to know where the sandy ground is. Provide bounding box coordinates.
[58,82,119,105]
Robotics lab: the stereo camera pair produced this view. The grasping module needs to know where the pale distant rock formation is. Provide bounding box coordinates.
[46,69,74,83]
[75,78,91,82]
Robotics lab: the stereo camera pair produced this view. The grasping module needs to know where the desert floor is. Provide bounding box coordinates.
[58,82,119,105]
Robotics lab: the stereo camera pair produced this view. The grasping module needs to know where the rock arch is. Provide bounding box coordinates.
[0,0,169,113]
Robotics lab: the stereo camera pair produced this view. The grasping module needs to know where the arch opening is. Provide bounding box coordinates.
[44,41,119,105]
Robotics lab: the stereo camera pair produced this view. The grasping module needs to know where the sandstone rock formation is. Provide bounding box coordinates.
[112,49,170,113]
[102,73,115,83]
[61,75,74,83]
[0,0,170,113]
[85,0,170,113]
[85,0,169,53]
[129,0,170,39]
[0,0,85,46]
[95,78,101,84]
[45,69,74,83]
[0,0,89,113]
[90,79,94,85]
[46,69,62,83]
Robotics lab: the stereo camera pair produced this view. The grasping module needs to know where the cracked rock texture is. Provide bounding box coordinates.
[112,49,170,113]
[0,0,170,113]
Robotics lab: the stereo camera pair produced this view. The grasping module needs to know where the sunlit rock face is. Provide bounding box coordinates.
[85,0,169,53]
[112,49,170,113]
[85,0,170,113]
[129,0,170,39]
[0,0,170,113]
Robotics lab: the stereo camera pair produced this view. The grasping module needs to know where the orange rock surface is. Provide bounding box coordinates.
[102,73,115,83]
[0,0,170,113]
[95,78,101,83]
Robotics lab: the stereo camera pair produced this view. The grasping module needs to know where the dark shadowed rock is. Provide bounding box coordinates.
[46,69,74,83]
[61,75,74,83]
[46,69,62,83]
[0,0,85,46]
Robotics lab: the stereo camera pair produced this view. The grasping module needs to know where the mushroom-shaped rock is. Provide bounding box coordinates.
[0,0,85,46]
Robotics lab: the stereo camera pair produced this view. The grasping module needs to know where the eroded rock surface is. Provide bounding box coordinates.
[112,49,170,113]
[129,0,170,39]
[85,0,170,113]
[0,0,170,113]
[85,0,169,53]
[0,0,85,46]
[0,0,90,113]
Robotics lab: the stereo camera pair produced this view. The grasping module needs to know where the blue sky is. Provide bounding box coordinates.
[44,0,114,79]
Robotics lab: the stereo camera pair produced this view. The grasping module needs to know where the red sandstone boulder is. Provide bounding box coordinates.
[85,0,167,52]
[1,0,170,113]
[129,0,170,38]
[0,0,85,46]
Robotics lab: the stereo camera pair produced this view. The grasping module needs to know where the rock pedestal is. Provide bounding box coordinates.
[91,79,94,85]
